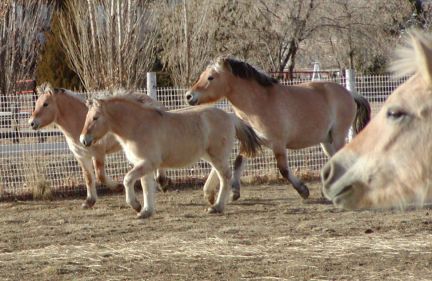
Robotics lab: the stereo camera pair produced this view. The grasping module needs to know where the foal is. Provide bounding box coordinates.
[80,94,262,218]
[29,83,168,208]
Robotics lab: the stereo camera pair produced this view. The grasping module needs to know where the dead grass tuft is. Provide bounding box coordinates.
[24,155,53,200]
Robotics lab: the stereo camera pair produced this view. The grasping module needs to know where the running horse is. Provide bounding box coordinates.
[186,57,370,200]
[80,93,262,218]
[28,83,169,208]
[322,30,432,209]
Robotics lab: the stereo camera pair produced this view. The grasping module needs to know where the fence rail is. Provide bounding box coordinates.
[0,74,405,200]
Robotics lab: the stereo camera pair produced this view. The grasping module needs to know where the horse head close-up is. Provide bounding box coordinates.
[322,30,432,210]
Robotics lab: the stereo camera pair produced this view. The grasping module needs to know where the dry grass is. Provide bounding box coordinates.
[24,155,53,200]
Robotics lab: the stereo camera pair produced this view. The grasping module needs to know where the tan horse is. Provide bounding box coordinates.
[80,94,262,218]
[322,30,432,209]
[28,83,168,208]
[186,57,370,200]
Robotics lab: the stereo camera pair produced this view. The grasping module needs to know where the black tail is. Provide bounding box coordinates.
[352,93,371,134]
[231,114,263,157]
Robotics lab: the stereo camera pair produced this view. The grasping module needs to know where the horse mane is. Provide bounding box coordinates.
[388,29,432,79]
[92,90,164,115]
[36,82,85,102]
[214,56,278,87]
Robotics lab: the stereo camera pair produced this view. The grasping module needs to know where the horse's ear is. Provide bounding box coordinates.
[85,99,93,108]
[411,33,432,86]
[86,98,102,108]
[93,98,103,108]
[215,56,232,72]
[36,82,54,96]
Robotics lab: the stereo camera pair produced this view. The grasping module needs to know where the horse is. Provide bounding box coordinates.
[185,57,371,200]
[79,94,262,218]
[28,82,169,208]
[321,30,432,209]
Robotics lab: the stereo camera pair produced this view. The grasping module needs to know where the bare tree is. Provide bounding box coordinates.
[313,0,412,72]
[157,0,414,84]
[57,0,157,91]
[157,0,218,86]
[0,1,53,97]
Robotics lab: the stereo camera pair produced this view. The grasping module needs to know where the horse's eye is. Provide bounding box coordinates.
[386,108,407,120]
[43,103,48,107]
[208,76,214,81]
[93,116,99,121]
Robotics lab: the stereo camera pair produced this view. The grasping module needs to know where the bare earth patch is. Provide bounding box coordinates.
[0,182,431,280]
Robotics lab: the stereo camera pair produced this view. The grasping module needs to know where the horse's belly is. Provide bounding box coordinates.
[160,148,204,168]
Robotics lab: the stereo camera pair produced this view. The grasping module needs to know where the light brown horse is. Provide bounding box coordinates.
[80,94,262,218]
[186,57,371,200]
[321,30,432,209]
[28,83,168,208]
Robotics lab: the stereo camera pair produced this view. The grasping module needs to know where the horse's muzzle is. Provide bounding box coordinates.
[185,91,198,105]
[29,119,40,130]
[80,134,94,147]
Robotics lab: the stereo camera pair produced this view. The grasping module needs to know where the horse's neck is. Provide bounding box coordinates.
[226,80,270,119]
[55,93,87,141]
[106,101,159,140]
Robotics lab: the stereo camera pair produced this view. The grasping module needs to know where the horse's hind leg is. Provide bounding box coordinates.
[93,155,121,191]
[203,168,219,205]
[230,155,247,201]
[137,174,156,219]
[155,169,170,192]
[320,143,336,158]
[274,149,310,199]
[78,157,97,208]
[320,128,347,158]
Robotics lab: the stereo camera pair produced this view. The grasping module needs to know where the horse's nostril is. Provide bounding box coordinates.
[186,94,192,101]
[322,165,331,181]
[321,161,335,187]
[30,122,34,127]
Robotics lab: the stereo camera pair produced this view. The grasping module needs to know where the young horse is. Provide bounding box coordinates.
[28,82,168,208]
[80,94,262,218]
[186,57,371,200]
[321,30,432,209]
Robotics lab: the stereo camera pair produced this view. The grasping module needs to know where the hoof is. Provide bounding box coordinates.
[128,200,142,213]
[207,206,223,214]
[230,190,240,201]
[81,198,96,209]
[136,209,153,219]
[294,183,310,199]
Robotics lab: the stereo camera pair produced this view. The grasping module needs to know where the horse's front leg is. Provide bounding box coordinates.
[203,168,219,205]
[230,154,247,201]
[93,155,122,192]
[123,160,155,218]
[138,174,157,219]
[273,148,310,199]
[208,164,232,214]
[78,157,97,208]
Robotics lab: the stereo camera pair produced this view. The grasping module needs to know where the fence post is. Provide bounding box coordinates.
[345,69,357,142]
[311,62,321,81]
[146,72,157,99]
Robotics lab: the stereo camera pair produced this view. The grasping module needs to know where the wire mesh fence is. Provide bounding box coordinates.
[0,75,406,200]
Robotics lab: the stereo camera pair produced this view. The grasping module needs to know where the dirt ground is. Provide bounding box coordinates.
[0,181,431,281]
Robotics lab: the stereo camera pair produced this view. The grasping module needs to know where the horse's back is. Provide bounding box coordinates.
[158,106,235,166]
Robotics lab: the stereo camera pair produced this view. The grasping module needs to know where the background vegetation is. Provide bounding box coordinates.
[1,0,431,92]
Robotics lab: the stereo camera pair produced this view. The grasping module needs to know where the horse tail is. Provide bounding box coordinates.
[352,93,371,134]
[230,114,263,157]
